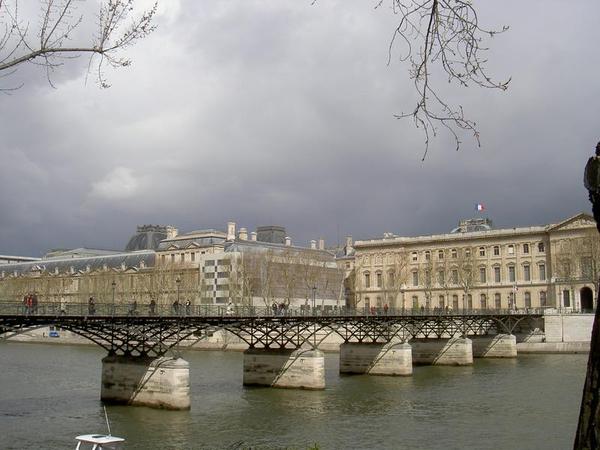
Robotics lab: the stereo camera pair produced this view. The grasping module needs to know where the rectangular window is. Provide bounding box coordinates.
[161,255,166,264]
[425,270,431,285]
[495,293,501,309]
[412,296,419,309]
[412,271,419,286]
[376,272,382,288]
[437,271,445,285]
[205,260,215,266]
[494,266,501,283]
[451,249,457,259]
[467,294,473,309]
[191,252,196,262]
[425,251,431,261]
[479,267,486,283]
[480,294,487,309]
[525,292,531,308]
[539,264,546,281]
[438,295,445,308]
[524,265,530,282]
[538,242,545,253]
[493,246,500,256]
[217,272,228,278]
[508,266,515,283]
[438,250,444,260]
[540,291,547,307]
[452,295,459,310]
[412,252,418,262]
[563,290,571,308]
[171,254,175,263]
[180,253,185,262]
[451,269,458,284]
[365,273,371,288]
[508,245,514,255]
[479,247,486,257]
[523,243,529,254]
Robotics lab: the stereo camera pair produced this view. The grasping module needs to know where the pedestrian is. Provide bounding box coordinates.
[129,299,137,316]
[149,299,156,315]
[88,297,96,316]
[60,296,66,315]
[172,299,180,315]
[23,294,29,315]
[31,293,38,315]
[383,303,389,315]
[185,299,191,316]
[226,300,234,316]
[271,301,277,316]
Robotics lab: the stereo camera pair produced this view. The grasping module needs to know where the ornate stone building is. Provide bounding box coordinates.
[0,222,344,310]
[350,213,599,312]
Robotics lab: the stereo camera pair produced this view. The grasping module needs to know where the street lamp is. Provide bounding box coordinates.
[311,286,317,312]
[401,284,406,314]
[111,281,116,315]
[176,277,181,304]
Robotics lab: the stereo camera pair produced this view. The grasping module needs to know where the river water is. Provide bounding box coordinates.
[0,342,587,450]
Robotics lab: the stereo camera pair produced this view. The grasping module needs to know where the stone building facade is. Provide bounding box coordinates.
[0,222,344,310]
[349,213,599,312]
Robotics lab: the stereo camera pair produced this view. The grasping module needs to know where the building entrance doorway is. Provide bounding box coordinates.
[581,287,594,312]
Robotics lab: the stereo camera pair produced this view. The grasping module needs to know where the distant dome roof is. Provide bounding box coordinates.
[125,225,169,251]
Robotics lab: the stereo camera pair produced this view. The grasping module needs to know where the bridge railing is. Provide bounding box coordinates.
[0,301,548,318]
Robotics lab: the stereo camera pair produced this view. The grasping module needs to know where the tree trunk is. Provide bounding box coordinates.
[574,281,600,449]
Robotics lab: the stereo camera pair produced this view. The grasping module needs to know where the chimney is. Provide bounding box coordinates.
[250,231,257,241]
[285,236,292,246]
[239,227,248,240]
[345,235,353,255]
[310,240,317,250]
[227,221,236,241]
[318,238,325,250]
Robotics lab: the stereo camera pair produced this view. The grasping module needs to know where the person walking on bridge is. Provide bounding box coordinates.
[88,297,96,316]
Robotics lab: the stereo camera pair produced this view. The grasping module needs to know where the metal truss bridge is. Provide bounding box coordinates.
[0,302,543,357]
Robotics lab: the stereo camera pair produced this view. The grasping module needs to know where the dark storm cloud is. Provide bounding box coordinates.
[0,0,597,256]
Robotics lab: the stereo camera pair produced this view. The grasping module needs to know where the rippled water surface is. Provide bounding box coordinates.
[0,342,587,449]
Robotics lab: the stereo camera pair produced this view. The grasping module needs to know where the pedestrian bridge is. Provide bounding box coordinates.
[0,302,544,410]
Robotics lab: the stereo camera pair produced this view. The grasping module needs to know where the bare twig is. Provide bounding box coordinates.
[0,0,157,89]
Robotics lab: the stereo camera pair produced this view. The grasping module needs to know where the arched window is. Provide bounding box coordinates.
[452,295,459,309]
[376,271,382,288]
[364,272,371,288]
[439,295,445,308]
[412,295,419,309]
[480,294,487,309]
[538,242,545,253]
[493,246,500,256]
[467,294,473,309]
[479,247,486,257]
[494,293,501,309]
[451,248,457,259]
[425,251,431,261]
[438,250,444,260]
[540,291,547,307]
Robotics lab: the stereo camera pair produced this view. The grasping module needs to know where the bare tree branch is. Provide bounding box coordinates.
[379,0,510,157]
[0,0,157,89]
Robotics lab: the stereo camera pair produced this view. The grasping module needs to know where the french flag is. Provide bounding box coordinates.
[476,203,485,212]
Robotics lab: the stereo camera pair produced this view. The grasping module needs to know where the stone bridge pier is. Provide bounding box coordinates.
[339,340,413,376]
[242,347,325,389]
[411,337,473,365]
[101,355,191,410]
[471,334,517,358]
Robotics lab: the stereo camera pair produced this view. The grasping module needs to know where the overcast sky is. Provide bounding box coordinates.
[0,0,597,257]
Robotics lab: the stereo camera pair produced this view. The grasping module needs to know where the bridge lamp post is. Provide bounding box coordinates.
[401,284,406,314]
[176,277,181,305]
[311,286,317,314]
[111,281,116,316]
